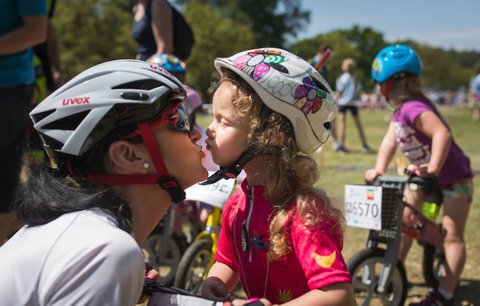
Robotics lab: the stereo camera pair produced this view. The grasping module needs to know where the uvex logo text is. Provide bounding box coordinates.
[62,97,90,106]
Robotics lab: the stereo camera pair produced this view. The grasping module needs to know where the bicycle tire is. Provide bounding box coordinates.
[347,248,407,306]
[174,238,213,294]
[143,233,186,286]
[422,243,445,289]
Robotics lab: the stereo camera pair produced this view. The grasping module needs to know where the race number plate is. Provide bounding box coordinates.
[344,185,382,230]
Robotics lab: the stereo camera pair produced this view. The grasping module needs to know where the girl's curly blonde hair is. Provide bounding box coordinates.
[220,69,342,260]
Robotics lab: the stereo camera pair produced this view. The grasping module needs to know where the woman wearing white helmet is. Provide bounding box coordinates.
[201,48,354,306]
[0,59,208,305]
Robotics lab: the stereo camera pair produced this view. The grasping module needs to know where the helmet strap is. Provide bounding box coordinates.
[88,121,186,204]
[200,150,256,185]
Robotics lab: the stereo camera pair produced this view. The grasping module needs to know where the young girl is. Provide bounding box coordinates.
[366,44,474,306]
[201,48,354,306]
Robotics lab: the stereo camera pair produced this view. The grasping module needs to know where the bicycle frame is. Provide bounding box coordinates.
[351,175,445,296]
[193,207,222,275]
[364,176,406,294]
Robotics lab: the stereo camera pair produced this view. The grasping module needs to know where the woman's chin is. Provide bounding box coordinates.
[181,168,209,189]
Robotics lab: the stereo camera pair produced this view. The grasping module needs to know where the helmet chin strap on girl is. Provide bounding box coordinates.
[89,121,186,204]
[200,104,271,185]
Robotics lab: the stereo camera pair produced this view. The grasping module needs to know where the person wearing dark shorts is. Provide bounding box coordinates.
[0,0,47,244]
[333,58,372,153]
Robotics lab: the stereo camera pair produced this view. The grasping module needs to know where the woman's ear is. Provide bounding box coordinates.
[108,140,150,174]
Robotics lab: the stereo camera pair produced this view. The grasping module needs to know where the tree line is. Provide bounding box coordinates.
[52,0,480,100]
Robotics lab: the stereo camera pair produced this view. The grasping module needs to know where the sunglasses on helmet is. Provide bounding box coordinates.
[127,102,193,139]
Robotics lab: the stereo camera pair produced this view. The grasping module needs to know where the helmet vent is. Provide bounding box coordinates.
[40,134,65,151]
[112,79,164,90]
[323,122,333,130]
[270,63,289,74]
[31,109,55,124]
[42,110,90,131]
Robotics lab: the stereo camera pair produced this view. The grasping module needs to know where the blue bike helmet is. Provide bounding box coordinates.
[371,45,422,83]
[147,53,186,74]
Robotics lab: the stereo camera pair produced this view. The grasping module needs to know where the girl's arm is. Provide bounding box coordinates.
[202,262,239,301]
[365,121,397,182]
[414,111,451,176]
[277,282,354,306]
[150,0,173,55]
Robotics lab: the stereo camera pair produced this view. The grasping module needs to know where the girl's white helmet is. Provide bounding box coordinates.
[214,48,336,154]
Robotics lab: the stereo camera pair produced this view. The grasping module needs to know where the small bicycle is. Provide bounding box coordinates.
[143,278,265,306]
[173,173,237,294]
[142,207,188,286]
[344,173,446,306]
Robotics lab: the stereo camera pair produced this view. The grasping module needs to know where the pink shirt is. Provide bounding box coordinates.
[216,181,351,304]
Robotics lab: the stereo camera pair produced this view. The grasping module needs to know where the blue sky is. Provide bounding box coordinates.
[297,0,480,51]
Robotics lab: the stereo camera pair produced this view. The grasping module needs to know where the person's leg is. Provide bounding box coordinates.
[336,106,347,152]
[399,188,425,262]
[437,180,472,295]
[351,107,371,152]
[472,101,480,122]
[330,116,339,150]
[0,84,34,244]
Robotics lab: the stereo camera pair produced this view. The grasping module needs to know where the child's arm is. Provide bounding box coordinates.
[276,282,354,306]
[202,262,239,301]
[365,121,397,182]
[414,111,451,176]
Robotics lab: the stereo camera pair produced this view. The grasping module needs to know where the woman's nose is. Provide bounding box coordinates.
[190,125,202,142]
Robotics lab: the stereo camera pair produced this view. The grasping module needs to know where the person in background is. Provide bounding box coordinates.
[201,48,354,306]
[365,45,473,306]
[333,58,372,153]
[309,44,333,79]
[0,0,48,245]
[23,0,64,177]
[33,0,64,101]
[132,0,173,61]
[0,59,208,305]
[468,67,480,122]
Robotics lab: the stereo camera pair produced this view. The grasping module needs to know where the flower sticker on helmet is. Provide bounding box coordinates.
[232,49,285,81]
[294,77,327,115]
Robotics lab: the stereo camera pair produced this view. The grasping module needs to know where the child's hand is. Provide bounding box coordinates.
[138,264,160,304]
[407,163,435,177]
[202,276,231,301]
[231,298,273,306]
[364,168,379,184]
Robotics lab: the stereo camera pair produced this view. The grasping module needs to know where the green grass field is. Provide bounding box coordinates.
[198,105,479,305]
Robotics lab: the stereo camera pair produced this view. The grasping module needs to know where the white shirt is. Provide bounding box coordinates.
[336,72,360,106]
[0,209,144,306]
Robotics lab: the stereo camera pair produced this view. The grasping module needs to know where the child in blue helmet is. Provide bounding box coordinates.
[365,45,474,306]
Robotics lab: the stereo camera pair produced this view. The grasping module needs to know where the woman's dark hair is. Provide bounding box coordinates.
[15,164,133,233]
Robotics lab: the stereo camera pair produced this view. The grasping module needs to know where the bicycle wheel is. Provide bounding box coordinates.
[348,248,407,306]
[422,243,446,289]
[143,233,186,286]
[174,238,213,294]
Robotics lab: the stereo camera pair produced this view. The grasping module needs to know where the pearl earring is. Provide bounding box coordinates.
[143,162,150,169]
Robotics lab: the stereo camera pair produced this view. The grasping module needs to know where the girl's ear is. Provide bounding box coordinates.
[108,140,150,174]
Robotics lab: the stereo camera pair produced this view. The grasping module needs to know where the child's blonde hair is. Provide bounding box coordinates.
[221,69,342,260]
[389,74,431,108]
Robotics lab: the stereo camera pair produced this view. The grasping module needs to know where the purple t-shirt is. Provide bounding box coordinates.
[393,100,473,187]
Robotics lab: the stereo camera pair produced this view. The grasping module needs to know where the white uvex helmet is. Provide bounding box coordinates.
[214,48,336,154]
[30,59,185,157]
